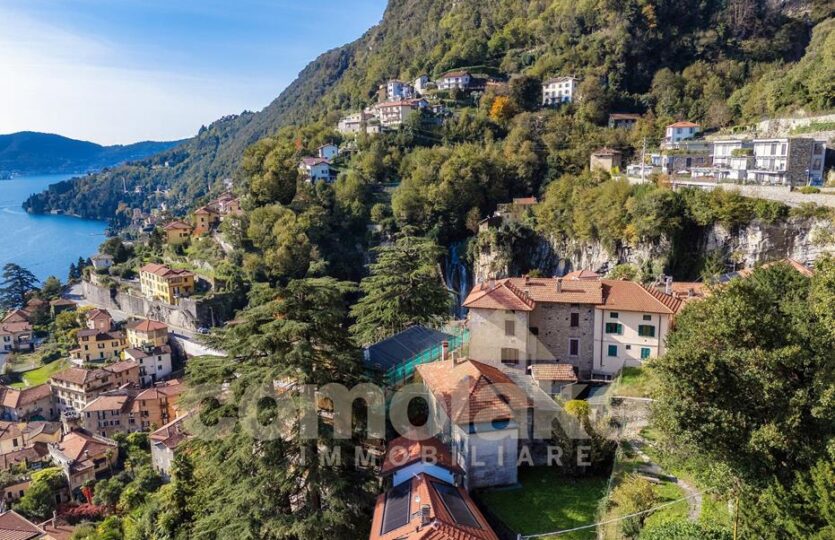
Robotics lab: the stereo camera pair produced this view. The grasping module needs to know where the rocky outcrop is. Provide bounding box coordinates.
[474,217,834,282]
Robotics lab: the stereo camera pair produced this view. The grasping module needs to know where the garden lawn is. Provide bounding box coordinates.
[479,467,608,540]
[614,366,657,398]
[11,359,68,388]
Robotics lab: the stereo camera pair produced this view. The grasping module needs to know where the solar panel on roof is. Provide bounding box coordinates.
[432,481,481,529]
[381,480,412,534]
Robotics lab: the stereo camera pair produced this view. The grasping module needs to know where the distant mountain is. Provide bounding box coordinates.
[0,131,183,177]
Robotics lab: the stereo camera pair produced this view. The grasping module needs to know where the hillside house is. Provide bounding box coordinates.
[0,320,32,353]
[751,138,826,185]
[85,309,113,332]
[71,329,126,364]
[317,143,339,160]
[590,147,623,173]
[608,113,641,129]
[81,380,181,437]
[0,385,55,421]
[298,157,333,183]
[192,206,220,236]
[124,346,173,386]
[150,411,190,480]
[49,298,77,317]
[415,359,530,488]
[712,140,754,181]
[664,121,701,144]
[126,319,169,348]
[382,79,414,101]
[139,263,195,304]
[90,253,113,271]
[436,70,471,91]
[542,76,579,105]
[49,364,139,414]
[163,220,192,245]
[413,74,430,95]
[338,111,374,134]
[48,430,118,491]
[374,101,418,128]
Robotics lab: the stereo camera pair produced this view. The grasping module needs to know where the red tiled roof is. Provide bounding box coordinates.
[416,360,528,425]
[563,269,601,281]
[0,321,31,334]
[104,361,138,374]
[463,278,603,311]
[530,364,578,382]
[1,310,30,324]
[55,430,116,462]
[300,156,330,167]
[126,319,168,333]
[601,280,682,314]
[381,436,461,476]
[0,384,51,409]
[163,220,191,231]
[369,474,499,540]
[667,121,700,128]
[50,367,105,386]
[439,70,470,78]
[0,510,44,540]
[737,258,814,278]
[149,412,191,450]
[139,263,193,279]
[86,308,112,321]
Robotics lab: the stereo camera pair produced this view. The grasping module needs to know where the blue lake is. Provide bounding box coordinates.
[0,174,107,283]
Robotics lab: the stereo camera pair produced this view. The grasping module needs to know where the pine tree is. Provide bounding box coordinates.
[173,278,375,539]
[0,263,39,310]
[350,233,451,345]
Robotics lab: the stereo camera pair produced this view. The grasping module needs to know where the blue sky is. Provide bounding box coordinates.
[0,0,387,145]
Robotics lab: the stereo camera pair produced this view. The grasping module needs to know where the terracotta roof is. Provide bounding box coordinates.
[369,474,499,540]
[601,280,682,314]
[76,329,124,341]
[82,393,130,413]
[126,319,168,333]
[50,367,109,386]
[439,70,471,78]
[155,379,186,398]
[20,422,61,439]
[86,309,111,321]
[464,278,603,311]
[667,121,700,128]
[381,436,462,476]
[659,282,708,301]
[104,361,138,374]
[737,258,814,278]
[300,156,330,167]
[0,443,49,471]
[592,147,622,156]
[49,298,76,307]
[149,412,191,450]
[0,384,52,409]
[512,197,537,206]
[124,345,171,360]
[0,422,23,442]
[55,430,116,462]
[563,269,601,281]
[0,510,44,540]
[139,263,194,279]
[0,321,31,335]
[530,364,578,382]
[163,220,191,231]
[194,206,218,215]
[544,75,578,84]
[1,310,30,324]
[416,360,528,425]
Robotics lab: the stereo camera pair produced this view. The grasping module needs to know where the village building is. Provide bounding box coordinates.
[590,147,623,173]
[317,143,339,160]
[664,121,701,144]
[374,100,417,128]
[0,510,45,539]
[126,319,169,348]
[298,157,333,183]
[381,79,414,101]
[369,436,498,540]
[213,192,242,217]
[413,74,430,95]
[436,70,472,91]
[85,309,113,332]
[192,206,220,236]
[337,111,374,134]
[124,346,173,386]
[150,411,190,480]
[71,329,126,364]
[48,430,118,491]
[0,320,32,353]
[0,384,55,421]
[163,220,192,245]
[49,363,140,414]
[750,138,826,185]
[542,76,579,105]
[712,139,755,181]
[139,263,195,305]
[0,443,51,473]
[530,363,578,397]
[90,253,113,271]
[608,113,641,129]
[49,298,77,317]
[415,359,531,488]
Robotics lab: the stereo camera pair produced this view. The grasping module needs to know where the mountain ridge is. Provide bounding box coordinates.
[0,131,184,178]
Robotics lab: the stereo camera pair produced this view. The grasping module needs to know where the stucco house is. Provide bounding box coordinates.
[298,157,333,183]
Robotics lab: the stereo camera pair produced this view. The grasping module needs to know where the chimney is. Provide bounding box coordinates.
[556,278,563,293]
[420,505,431,527]
[665,276,673,295]
[441,341,449,361]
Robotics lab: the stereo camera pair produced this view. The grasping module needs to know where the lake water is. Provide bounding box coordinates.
[0,174,107,283]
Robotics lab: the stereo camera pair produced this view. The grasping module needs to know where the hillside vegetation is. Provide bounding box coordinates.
[23,0,834,221]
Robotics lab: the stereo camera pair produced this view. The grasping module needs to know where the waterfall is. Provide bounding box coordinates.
[445,242,471,319]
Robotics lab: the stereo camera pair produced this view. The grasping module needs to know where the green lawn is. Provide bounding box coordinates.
[479,467,608,539]
[11,359,68,388]
[614,367,657,398]
[643,480,688,529]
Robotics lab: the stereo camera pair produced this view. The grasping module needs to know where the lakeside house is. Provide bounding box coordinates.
[139,263,195,304]
[49,363,140,414]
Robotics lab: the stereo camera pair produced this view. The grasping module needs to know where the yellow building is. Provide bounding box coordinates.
[162,220,192,245]
[73,329,127,364]
[192,206,219,236]
[139,263,195,305]
[126,319,169,348]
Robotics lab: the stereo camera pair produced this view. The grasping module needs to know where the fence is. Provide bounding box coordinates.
[384,329,469,386]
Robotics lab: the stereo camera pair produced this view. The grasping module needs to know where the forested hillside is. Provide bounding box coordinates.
[0,131,181,177]
[23,0,834,221]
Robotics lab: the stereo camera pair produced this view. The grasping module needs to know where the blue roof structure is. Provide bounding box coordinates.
[364,325,455,372]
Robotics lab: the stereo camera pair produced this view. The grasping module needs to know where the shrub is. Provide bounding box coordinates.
[798,186,820,194]
[58,503,107,524]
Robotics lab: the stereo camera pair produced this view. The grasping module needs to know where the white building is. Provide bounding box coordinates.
[750,138,826,185]
[90,254,113,271]
[124,345,173,386]
[317,143,338,160]
[382,79,414,101]
[712,140,754,181]
[665,121,701,144]
[542,76,579,106]
[298,157,332,183]
[413,74,430,95]
[374,100,417,128]
[436,70,471,91]
[337,112,366,135]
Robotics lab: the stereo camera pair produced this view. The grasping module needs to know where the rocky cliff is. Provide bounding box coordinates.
[474,217,835,282]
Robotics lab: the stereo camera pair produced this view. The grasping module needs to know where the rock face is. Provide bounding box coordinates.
[474,217,834,282]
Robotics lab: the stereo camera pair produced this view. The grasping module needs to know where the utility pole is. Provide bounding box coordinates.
[640,137,647,183]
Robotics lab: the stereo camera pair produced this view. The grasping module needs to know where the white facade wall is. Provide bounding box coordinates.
[592,309,672,375]
[467,308,531,368]
[542,78,578,105]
